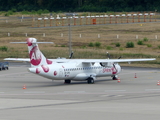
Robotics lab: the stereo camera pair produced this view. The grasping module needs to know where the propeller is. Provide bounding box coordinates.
[118,56,122,59]
[106,52,110,59]
[100,62,105,67]
[107,51,122,59]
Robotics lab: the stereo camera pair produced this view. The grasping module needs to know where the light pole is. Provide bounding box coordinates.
[66,13,78,58]
[155,10,157,22]
[68,19,72,57]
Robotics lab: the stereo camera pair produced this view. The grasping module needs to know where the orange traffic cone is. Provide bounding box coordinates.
[23,85,26,89]
[117,78,121,83]
[157,80,160,85]
[134,73,137,78]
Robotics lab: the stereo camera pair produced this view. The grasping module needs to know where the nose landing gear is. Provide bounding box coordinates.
[112,75,119,80]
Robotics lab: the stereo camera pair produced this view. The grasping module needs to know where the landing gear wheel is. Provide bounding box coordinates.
[87,78,94,84]
[112,75,118,80]
[64,80,71,84]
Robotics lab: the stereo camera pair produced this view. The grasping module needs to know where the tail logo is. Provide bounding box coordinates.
[30,46,42,66]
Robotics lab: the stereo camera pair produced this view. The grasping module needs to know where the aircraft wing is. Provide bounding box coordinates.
[3,58,65,62]
[81,58,156,63]
[4,58,156,63]
[3,58,67,62]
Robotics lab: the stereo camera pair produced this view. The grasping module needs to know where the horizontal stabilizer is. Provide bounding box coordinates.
[4,58,30,62]
[10,42,53,44]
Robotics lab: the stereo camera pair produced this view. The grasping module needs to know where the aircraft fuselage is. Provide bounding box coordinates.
[29,62,121,81]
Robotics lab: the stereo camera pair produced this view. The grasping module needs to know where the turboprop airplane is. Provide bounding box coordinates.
[4,38,156,84]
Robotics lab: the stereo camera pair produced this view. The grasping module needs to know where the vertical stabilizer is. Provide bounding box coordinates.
[27,38,53,67]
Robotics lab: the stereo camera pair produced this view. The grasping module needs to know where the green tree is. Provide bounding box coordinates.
[0,0,159,12]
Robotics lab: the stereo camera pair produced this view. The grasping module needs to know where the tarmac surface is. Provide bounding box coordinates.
[0,62,160,120]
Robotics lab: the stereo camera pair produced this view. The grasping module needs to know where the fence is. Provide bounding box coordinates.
[4,32,160,40]
[32,12,158,28]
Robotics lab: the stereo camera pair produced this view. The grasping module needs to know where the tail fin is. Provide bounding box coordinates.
[26,38,53,67]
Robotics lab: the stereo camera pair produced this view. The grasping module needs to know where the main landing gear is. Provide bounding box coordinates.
[64,79,71,84]
[87,78,94,84]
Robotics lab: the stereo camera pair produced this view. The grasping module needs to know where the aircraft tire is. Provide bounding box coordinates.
[87,78,94,84]
[91,79,94,84]
[112,76,118,80]
[87,79,91,84]
[65,80,71,84]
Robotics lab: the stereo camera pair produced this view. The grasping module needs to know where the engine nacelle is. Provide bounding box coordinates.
[73,73,89,80]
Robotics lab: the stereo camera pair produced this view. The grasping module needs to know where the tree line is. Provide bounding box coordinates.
[0,0,159,12]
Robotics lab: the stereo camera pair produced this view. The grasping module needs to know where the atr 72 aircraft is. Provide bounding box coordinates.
[5,38,156,84]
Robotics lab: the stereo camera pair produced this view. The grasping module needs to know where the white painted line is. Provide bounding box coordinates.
[24,91,45,94]
[101,94,110,97]
[105,90,126,92]
[64,91,86,93]
[117,95,125,97]
[145,89,160,91]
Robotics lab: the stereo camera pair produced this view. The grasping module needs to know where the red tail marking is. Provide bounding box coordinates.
[54,71,57,76]
[41,65,49,72]
[46,59,52,64]
[27,38,33,46]
[30,46,42,66]
[36,68,41,74]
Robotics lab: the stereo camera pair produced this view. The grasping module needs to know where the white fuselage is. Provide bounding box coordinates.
[29,62,121,81]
